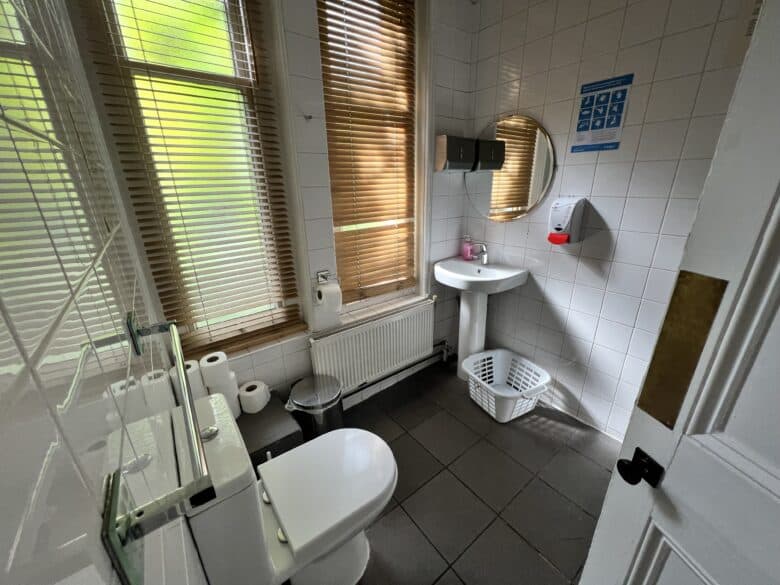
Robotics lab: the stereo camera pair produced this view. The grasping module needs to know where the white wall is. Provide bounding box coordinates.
[464,0,753,438]
[227,0,482,386]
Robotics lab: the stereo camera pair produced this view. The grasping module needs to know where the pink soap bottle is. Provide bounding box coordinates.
[461,235,474,260]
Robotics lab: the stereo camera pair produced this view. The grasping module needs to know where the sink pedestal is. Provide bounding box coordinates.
[457,291,488,379]
[434,257,529,380]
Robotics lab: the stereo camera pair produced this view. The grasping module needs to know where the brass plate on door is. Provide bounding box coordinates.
[638,270,728,429]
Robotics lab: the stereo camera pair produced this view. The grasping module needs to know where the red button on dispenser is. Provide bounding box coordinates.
[547,232,570,245]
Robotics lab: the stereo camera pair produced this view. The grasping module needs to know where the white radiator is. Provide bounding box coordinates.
[310,299,434,393]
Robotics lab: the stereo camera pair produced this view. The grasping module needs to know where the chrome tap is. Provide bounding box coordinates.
[472,242,488,265]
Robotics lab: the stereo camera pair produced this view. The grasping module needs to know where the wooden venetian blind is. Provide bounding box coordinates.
[490,117,540,221]
[318,0,416,303]
[79,0,302,354]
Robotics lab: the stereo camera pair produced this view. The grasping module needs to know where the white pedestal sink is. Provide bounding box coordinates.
[434,258,529,379]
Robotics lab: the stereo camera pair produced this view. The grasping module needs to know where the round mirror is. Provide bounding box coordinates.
[468,114,555,222]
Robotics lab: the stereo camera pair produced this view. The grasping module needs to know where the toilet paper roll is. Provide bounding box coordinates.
[199,351,232,390]
[311,281,342,331]
[169,359,208,401]
[209,371,240,418]
[239,380,271,414]
[140,369,176,414]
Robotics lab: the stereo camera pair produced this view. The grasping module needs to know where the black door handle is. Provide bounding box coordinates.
[617,447,664,488]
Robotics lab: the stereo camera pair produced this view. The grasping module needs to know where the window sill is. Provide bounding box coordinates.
[337,289,427,330]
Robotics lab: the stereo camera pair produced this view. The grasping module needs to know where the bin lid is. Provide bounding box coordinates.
[290,374,342,410]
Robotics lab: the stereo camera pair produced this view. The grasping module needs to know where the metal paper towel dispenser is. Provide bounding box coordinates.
[435,135,475,171]
[473,139,505,171]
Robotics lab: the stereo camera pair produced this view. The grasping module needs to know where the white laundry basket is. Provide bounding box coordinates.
[462,349,551,423]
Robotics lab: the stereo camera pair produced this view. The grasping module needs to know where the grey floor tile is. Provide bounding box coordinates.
[410,410,480,464]
[451,440,533,511]
[567,426,621,471]
[486,408,573,472]
[453,519,567,585]
[502,479,596,579]
[390,433,443,501]
[435,569,464,585]
[441,389,500,436]
[387,395,442,431]
[346,403,405,443]
[403,470,495,563]
[539,448,611,517]
[364,507,447,585]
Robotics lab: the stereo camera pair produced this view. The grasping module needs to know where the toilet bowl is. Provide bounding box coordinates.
[172,394,396,585]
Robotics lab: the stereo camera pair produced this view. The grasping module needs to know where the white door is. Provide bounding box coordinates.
[581,1,780,584]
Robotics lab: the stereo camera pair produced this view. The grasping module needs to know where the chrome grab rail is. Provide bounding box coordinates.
[168,323,209,482]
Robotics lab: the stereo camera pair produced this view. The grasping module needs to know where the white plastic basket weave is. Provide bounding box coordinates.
[462,349,551,423]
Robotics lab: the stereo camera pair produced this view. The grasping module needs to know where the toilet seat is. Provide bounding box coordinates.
[258,428,396,562]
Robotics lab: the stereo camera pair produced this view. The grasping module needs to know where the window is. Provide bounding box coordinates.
[318,0,416,303]
[82,0,302,353]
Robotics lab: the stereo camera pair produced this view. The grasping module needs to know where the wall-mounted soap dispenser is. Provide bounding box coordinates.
[548,197,587,244]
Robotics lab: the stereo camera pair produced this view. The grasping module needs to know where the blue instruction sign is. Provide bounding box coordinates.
[571,73,634,153]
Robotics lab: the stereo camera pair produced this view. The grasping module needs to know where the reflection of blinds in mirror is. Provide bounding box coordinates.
[318,0,416,303]
[79,0,303,354]
[490,117,539,222]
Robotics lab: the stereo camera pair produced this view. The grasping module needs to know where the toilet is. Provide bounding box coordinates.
[172,394,397,585]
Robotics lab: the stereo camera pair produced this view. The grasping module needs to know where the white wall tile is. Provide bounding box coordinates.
[550,24,586,68]
[523,36,554,77]
[583,368,620,404]
[475,0,748,440]
[556,0,590,30]
[615,40,660,84]
[607,262,649,297]
[620,0,670,48]
[583,9,624,57]
[628,161,677,197]
[479,23,502,59]
[589,343,627,378]
[652,234,686,270]
[547,64,580,102]
[301,187,332,220]
[595,316,633,351]
[527,0,557,41]
[644,75,701,122]
[665,0,720,35]
[628,327,657,360]
[654,26,713,80]
[694,68,739,116]
[614,379,640,409]
[601,291,641,325]
[612,231,657,266]
[636,299,667,332]
[620,198,667,233]
[661,198,698,235]
[575,258,610,289]
[636,119,688,161]
[620,354,649,386]
[501,10,529,52]
[672,158,711,197]
[592,162,633,197]
[286,32,323,79]
[571,284,605,315]
[283,0,319,37]
[682,114,725,159]
[643,268,677,302]
[587,196,626,230]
